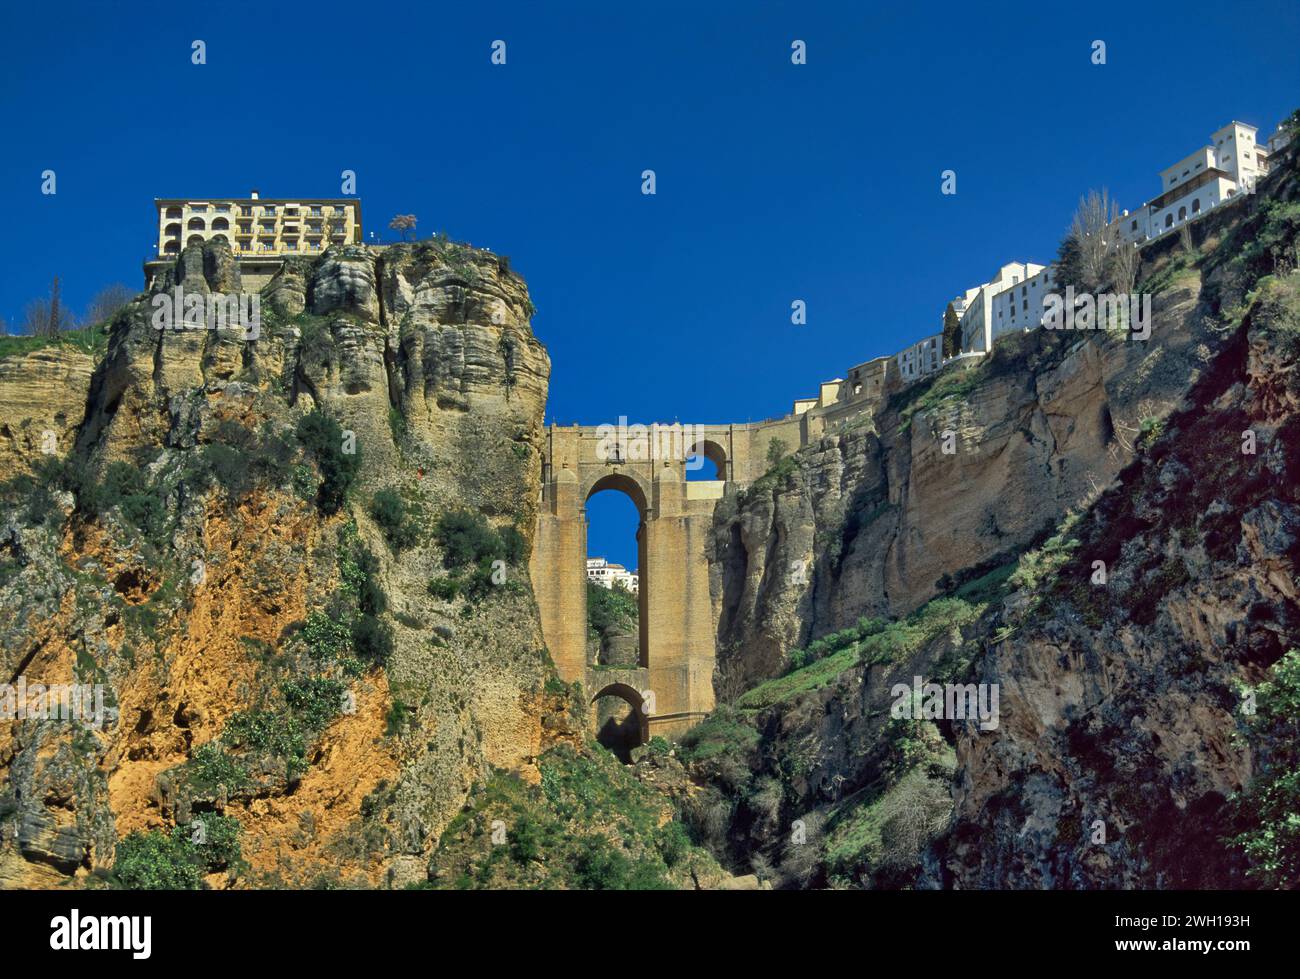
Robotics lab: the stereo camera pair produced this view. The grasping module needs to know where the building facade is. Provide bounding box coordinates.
[959,261,1048,354]
[586,557,639,594]
[896,333,942,381]
[154,191,362,258]
[1112,121,1272,244]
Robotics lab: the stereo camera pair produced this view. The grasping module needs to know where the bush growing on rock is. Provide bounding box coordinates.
[295,408,359,514]
[369,488,420,551]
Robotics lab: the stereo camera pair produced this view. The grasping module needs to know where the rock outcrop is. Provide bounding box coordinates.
[0,237,567,889]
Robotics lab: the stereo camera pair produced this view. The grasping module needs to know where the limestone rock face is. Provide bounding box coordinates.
[937,296,1300,889]
[0,348,95,474]
[0,236,563,889]
[711,282,1212,694]
[698,155,1300,889]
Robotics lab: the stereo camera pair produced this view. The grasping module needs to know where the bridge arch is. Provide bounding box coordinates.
[584,472,649,669]
[583,470,650,516]
[686,438,728,481]
[590,682,648,761]
[531,422,729,744]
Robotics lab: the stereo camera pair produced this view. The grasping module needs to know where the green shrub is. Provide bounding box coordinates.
[434,510,504,568]
[185,742,251,796]
[570,836,672,890]
[223,710,307,776]
[202,443,252,500]
[1231,648,1300,887]
[369,488,420,551]
[352,613,394,667]
[340,540,386,615]
[385,699,410,736]
[281,676,346,731]
[300,610,351,662]
[656,821,691,868]
[427,576,461,601]
[112,830,204,890]
[295,408,360,514]
[587,580,638,637]
[113,815,243,888]
[180,813,242,870]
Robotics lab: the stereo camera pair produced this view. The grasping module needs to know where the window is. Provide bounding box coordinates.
[1178,206,1187,221]
[1192,198,1201,213]
[1131,219,1138,231]
[1165,214,1174,228]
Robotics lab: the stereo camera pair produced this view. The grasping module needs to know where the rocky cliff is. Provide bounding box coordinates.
[692,144,1300,888]
[0,237,722,890]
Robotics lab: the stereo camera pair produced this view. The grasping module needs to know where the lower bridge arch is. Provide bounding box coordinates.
[590,682,649,763]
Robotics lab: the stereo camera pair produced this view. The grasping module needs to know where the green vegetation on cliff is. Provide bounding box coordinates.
[1231,649,1300,888]
[426,744,719,889]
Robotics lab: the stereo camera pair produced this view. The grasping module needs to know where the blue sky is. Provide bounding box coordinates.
[2,0,1298,569]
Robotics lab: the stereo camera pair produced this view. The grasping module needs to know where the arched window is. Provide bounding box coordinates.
[187,217,205,231]
[211,217,230,231]
[165,206,182,219]
[1192,198,1201,213]
[1165,214,1174,228]
[187,235,204,247]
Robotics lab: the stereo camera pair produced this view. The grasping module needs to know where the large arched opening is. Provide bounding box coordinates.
[584,472,649,670]
[590,682,648,762]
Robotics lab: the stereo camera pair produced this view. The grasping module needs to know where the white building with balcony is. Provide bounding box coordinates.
[1112,121,1272,243]
[586,557,639,594]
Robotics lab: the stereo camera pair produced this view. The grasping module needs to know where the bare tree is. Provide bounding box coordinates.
[84,283,135,326]
[1110,239,1139,297]
[1070,189,1120,290]
[22,298,51,336]
[22,277,75,337]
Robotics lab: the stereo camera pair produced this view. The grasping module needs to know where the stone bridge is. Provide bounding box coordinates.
[529,417,805,744]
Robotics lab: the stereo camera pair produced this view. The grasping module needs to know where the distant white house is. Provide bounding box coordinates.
[586,557,639,595]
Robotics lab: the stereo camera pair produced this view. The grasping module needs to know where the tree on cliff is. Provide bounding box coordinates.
[84,283,135,327]
[389,214,418,241]
[942,302,961,358]
[23,276,73,338]
[1057,189,1119,292]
